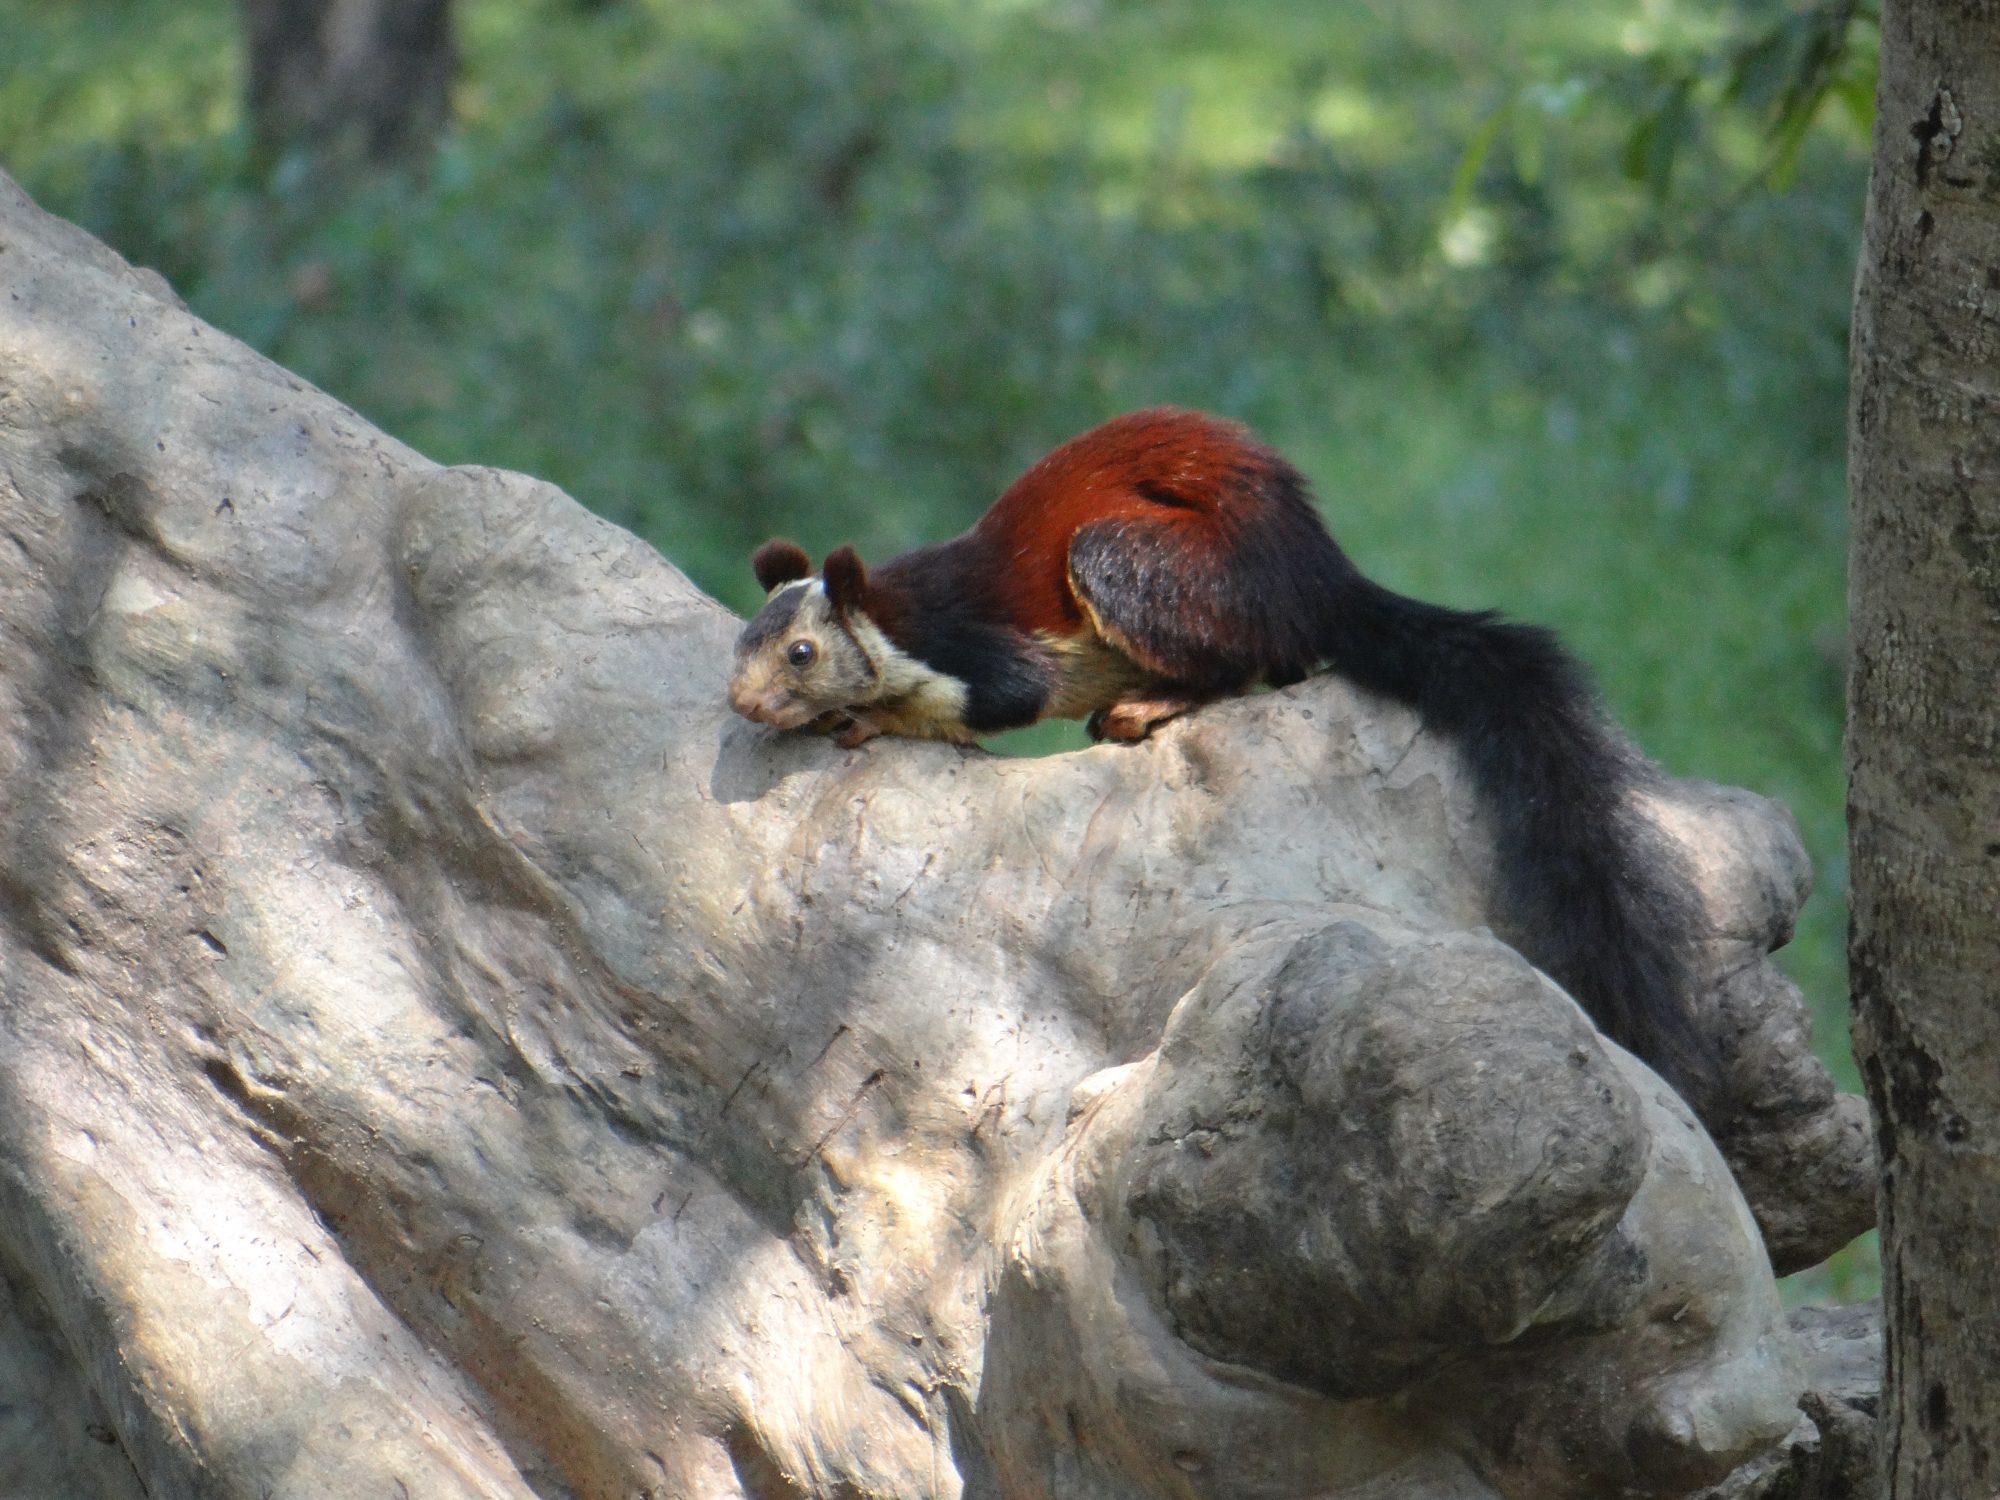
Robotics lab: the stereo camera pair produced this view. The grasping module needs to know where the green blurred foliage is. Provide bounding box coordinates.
[0,0,1874,1297]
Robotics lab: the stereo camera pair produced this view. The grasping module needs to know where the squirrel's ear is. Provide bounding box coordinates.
[821,546,869,616]
[751,539,812,593]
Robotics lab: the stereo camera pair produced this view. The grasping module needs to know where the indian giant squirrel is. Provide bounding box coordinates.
[728,407,1716,1102]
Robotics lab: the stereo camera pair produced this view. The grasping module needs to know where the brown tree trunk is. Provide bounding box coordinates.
[1847,2,2000,1496]
[239,0,454,164]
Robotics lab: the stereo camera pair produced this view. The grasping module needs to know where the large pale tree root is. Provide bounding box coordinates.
[0,171,1872,1499]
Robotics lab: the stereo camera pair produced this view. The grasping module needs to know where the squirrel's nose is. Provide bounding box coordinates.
[726,681,764,722]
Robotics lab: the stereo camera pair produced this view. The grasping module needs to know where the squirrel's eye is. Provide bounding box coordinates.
[786,639,817,669]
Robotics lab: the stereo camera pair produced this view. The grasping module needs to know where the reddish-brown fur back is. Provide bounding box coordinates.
[967,408,1298,639]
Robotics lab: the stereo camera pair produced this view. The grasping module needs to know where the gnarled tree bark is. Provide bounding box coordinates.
[0,171,1871,1500]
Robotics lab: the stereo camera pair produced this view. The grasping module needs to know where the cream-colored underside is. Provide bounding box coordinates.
[743,577,1164,741]
[1037,629,1163,720]
[841,616,1159,739]
[844,613,978,742]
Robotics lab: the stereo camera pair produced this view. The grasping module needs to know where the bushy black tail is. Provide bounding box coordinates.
[1314,571,1717,1106]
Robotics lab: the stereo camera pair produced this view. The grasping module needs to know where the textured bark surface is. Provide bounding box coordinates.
[1847,2,2000,1496]
[1,171,1870,1500]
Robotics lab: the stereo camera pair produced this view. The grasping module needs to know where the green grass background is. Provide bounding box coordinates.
[0,0,1874,1298]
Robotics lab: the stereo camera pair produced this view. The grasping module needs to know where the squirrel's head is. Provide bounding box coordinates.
[728,541,886,728]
